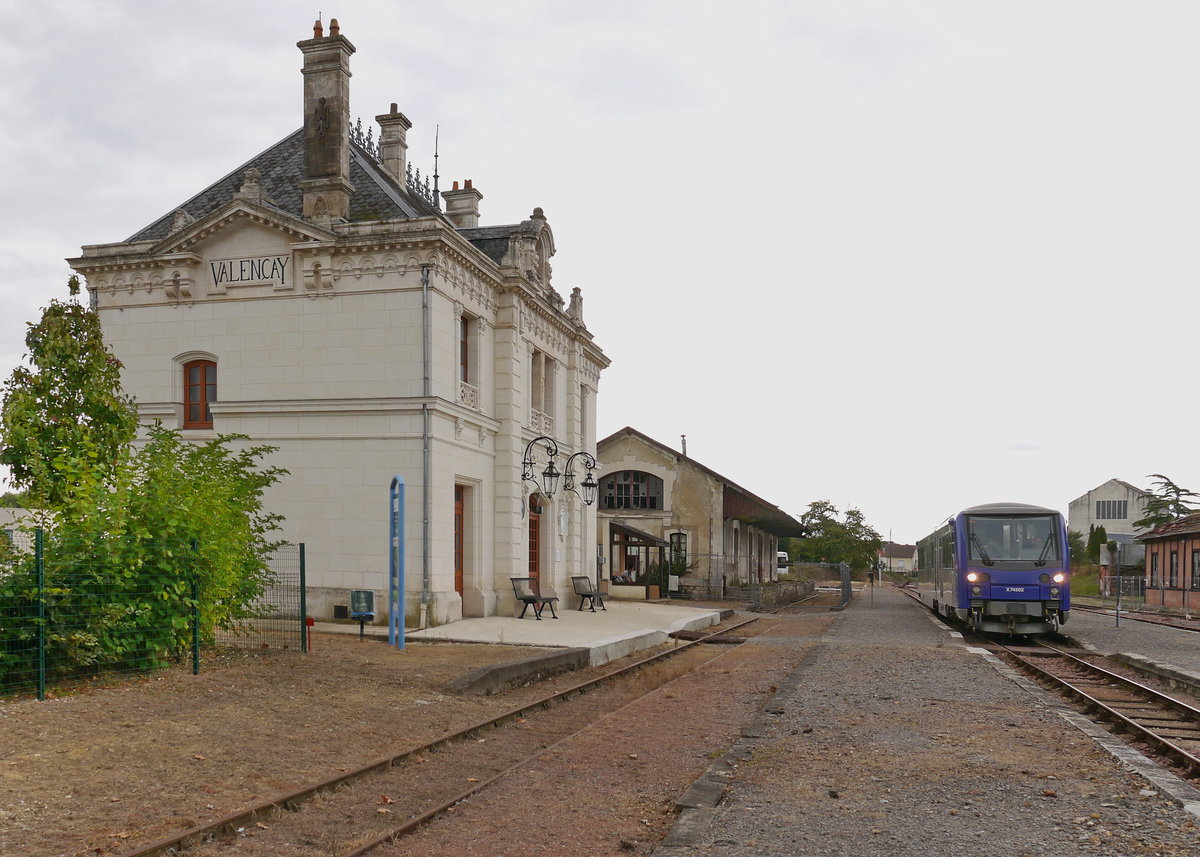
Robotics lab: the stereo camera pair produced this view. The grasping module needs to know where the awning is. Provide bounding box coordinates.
[608,521,669,546]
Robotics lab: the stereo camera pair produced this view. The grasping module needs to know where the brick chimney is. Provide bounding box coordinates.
[297,18,355,222]
[375,103,412,184]
[442,179,483,228]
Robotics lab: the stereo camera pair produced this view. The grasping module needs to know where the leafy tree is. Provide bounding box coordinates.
[0,489,29,508]
[1085,524,1107,564]
[791,500,882,571]
[0,276,137,506]
[1066,529,1086,563]
[0,281,288,677]
[1133,474,1200,531]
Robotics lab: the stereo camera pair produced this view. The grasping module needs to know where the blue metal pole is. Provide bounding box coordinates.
[389,476,407,649]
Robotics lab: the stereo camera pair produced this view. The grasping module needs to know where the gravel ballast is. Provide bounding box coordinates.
[655,586,1200,856]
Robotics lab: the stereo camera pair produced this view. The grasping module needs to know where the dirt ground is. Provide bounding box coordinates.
[0,632,567,857]
[1,609,831,857]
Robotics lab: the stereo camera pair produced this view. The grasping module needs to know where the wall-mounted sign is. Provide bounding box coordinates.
[209,254,291,291]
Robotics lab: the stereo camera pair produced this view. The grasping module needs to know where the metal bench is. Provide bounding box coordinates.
[510,577,559,620]
[571,575,606,612]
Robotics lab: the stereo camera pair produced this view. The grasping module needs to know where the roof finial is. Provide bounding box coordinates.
[433,124,441,211]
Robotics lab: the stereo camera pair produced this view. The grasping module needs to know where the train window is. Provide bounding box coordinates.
[966,515,1059,562]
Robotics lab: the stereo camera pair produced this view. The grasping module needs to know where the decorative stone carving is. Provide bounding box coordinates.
[170,209,195,233]
[234,168,274,205]
[164,272,193,300]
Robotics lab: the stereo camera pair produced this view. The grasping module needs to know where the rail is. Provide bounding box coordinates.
[117,613,769,857]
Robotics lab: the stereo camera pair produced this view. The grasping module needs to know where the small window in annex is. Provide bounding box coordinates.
[183,359,217,429]
[600,471,664,510]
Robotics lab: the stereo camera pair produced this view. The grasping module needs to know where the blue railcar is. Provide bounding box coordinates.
[915,502,1069,635]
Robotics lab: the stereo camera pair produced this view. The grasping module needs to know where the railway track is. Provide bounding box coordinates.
[117,611,786,857]
[995,640,1200,781]
[1072,603,1200,633]
[894,582,1200,781]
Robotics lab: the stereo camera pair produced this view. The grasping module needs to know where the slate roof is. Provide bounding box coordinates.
[126,130,442,243]
[879,541,916,559]
[1142,512,1200,540]
[458,225,525,266]
[597,426,806,538]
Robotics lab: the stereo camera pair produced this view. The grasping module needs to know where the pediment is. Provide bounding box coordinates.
[148,198,333,257]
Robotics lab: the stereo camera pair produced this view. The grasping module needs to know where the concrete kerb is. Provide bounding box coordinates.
[446,647,590,695]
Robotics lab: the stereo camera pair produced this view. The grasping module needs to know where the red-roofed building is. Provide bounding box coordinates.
[1140,512,1200,612]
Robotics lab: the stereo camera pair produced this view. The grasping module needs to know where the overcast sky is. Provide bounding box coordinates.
[1,0,1197,542]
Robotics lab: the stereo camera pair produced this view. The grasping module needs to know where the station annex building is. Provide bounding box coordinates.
[68,20,610,627]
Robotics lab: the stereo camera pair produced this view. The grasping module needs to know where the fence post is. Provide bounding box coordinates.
[190,539,200,675]
[35,528,45,702]
[299,543,307,653]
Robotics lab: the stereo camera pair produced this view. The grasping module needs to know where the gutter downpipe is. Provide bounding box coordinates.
[420,265,432,629]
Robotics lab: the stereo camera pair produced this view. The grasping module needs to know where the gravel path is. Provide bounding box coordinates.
[655,586,1200,856]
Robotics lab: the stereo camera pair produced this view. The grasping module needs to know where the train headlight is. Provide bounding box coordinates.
[1052,573,1065,584]
[971,585,982,596]
[1050,586,1060,597]
[966,572,979,582]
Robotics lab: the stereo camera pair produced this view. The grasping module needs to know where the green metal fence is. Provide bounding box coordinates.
[215,543,307,652]
[0,531,306,700]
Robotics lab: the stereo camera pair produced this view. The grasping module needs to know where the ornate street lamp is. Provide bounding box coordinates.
[522,435,560,497]
[564,450,598,506]
[521,437,597,506]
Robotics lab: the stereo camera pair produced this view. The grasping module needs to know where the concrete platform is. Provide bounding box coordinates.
[317,600,725,667]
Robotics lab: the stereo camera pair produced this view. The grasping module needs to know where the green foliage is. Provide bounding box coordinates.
[0,490,29,508]
[1133,474,1199,532]
[790,500,882,571]
[1085,524,1107,564]
[0,281,288,684]
[1067,529,1086,563]
[0,277,137,506]
[0,430,285,682]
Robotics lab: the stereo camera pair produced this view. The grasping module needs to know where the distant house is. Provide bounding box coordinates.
[1139,512,1200,612]
[595,427,805,599]
[1067,478,1150,566]
[0,507,33,559]
[878,541,916,575]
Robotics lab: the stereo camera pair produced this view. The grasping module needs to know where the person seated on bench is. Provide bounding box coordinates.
[510,577,559,620]
[571,575,606,612]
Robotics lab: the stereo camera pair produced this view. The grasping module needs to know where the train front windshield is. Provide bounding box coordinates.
[966,515,1059,564]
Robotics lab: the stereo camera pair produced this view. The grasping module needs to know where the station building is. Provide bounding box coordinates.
[68,20,609,626]
[595,427,805,598]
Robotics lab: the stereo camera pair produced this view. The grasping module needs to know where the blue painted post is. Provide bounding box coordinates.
[389,476,406,649]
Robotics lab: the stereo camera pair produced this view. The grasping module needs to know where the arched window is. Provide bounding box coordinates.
[183,359,216,429]
[600,471,664,510]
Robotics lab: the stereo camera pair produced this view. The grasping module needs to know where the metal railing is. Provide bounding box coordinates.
[0,533,306,700]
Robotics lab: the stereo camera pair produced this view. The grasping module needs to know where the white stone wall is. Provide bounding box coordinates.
[75,211,605,626]
[1067,479,1149,540]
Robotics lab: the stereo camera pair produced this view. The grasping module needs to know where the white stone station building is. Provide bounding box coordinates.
[68,20,609,627]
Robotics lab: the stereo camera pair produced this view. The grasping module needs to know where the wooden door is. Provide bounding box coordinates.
[454,485,465,596]
[528,496,541,584]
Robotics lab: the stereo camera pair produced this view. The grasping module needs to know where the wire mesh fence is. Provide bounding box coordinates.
[0,531,306,700]
[214,543,307,652]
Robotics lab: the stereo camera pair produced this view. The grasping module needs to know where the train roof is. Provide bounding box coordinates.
[960,502,1060,517]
